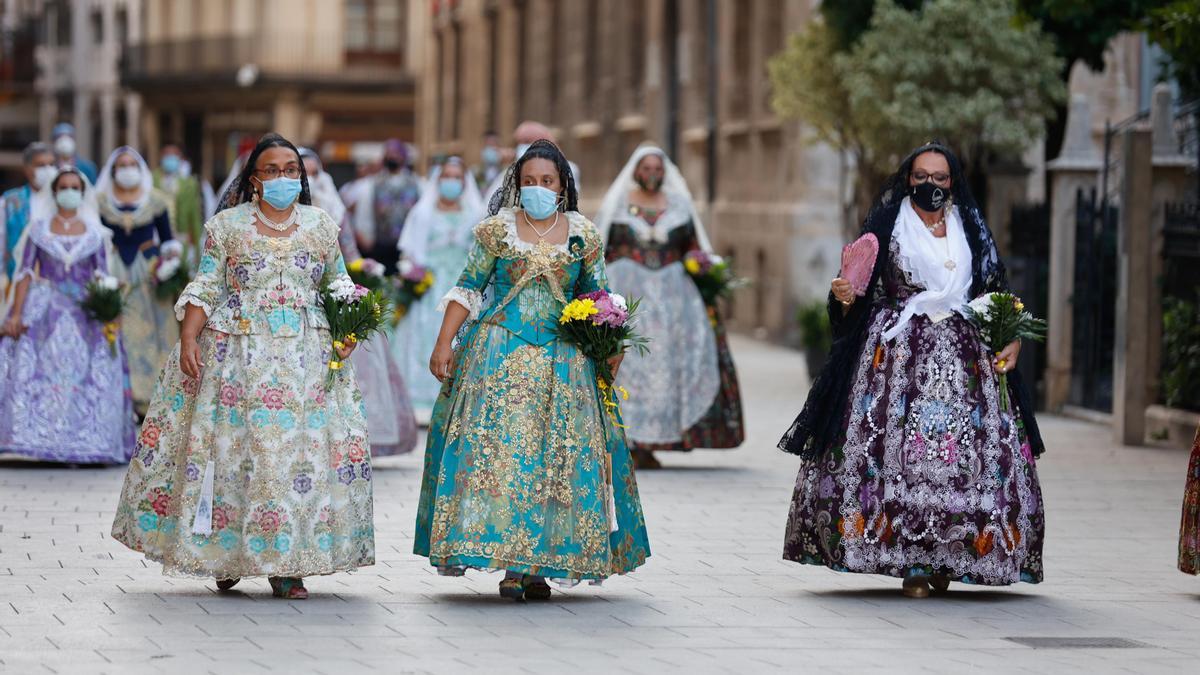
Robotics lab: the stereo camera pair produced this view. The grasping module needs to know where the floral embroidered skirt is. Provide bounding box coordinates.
[111,325,375,579]
[1179,425,1200,575]
[0,281,135,463]
[114,253,179,410]
[783,309,1045,586]
[414,321,651,580]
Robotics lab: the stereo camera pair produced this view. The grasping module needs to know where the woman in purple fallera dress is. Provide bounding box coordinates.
[0,167,136,464]
[778,143,1045,598]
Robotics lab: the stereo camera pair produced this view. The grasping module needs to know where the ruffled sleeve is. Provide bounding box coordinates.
[436,217,498,320]
[174,222,226,320]
[573,216,609,296]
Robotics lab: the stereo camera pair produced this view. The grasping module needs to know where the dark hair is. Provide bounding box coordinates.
[483,129,499,138]
[220,132,311,211]
[871,141,975,219]
[23,141,52,165]
[487,138,578,216]
[51,167,86,192]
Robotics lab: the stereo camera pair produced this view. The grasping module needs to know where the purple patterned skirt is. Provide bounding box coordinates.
[783,307,1045,585]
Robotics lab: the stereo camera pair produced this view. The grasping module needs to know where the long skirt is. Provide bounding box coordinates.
[0,280,135,463]
[1179,425,1200,575]
[114,253,178,409]
[783,309,1045,585]
[111,325,374,579]
[352,332,418,456]
[414,322,651,581]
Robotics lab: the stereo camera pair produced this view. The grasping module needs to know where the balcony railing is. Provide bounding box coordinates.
[121,35,409,89]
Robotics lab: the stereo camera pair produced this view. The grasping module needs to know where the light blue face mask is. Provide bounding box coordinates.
[161,155,181,174]
[520,185,559,220]
[438,177,464,201]
[259,177,302,209]
[481,147,500,166]
[55,188,83,211]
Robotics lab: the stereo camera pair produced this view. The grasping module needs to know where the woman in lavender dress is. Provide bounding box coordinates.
[0,167,136,463]
[778,143,1045,597]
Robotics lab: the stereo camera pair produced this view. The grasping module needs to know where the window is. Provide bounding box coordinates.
[115,8,127,46]
[91,9,103,45]
[54,2,72,47]
[345,0,405,65]
[629,4,645,99]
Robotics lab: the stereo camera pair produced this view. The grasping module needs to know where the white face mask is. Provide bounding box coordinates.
[115,165,142,189]
[54,136,76,157]
[32,165,58,190]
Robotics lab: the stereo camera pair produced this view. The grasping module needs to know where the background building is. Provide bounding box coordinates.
[125,0,422,183]
[418,0,844,341]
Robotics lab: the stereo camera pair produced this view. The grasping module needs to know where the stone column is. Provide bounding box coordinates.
[125,93,142,150]
[100,92,116,159]
[1044,94,1102,411]
[1112,124,1153,446]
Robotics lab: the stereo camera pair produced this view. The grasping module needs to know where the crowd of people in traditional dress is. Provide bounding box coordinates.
[1,121,1197,602]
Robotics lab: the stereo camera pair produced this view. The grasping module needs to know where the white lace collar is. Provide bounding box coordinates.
[496,207,587,253]
[29,216,105,270]
[613,190,693,244]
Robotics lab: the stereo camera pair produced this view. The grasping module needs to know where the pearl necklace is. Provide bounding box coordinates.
[523,210,560,241]
[255,203,298,232]
[53,214,82,234]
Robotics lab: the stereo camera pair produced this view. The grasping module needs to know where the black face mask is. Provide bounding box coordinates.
[383,158,402,172]
[635,175,663,192]
[910,181,949,212]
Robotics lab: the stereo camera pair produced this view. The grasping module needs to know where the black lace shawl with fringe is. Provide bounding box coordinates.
[777,201,1045,461]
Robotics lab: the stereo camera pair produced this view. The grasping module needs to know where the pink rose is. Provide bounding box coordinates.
[261,387,285,410]
[151,493,171,516]
[140,423,161,449]
[219,384,241,407]
[258,510,281,533]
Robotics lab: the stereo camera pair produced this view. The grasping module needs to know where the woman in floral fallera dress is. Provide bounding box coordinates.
[1179,424,1200,575]
[416,140,651,601]
[112,134,373,600]
[778,143,1046,598]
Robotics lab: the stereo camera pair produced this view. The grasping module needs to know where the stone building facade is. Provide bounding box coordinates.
[418,0,843,341]
[125,0,423,183]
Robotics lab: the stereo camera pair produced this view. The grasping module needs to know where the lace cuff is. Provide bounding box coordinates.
[437,286,483,320]
[174,295,214,322]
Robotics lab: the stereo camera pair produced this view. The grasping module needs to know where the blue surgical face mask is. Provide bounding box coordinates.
[481,147,500,166]
[438,177,464,202]
[161,155,181,174]
[259,176,302,209]
[520,185,560,220]
[55,188,83,211]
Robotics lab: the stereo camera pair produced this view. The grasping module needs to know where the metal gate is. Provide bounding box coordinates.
[1069,187,1118,412]
[1007,202,1050,407]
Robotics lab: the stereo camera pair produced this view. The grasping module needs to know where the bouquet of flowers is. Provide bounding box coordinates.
[80,271,125,356]
[389,258,434,326]
[554,291,650,424]
[320,273,393,389]
[346,257,388,291]
[964,292,1047,411]
[151,255,190,301]
[683,250,747,305]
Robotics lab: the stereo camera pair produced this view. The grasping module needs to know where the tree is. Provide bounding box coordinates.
[769,0,1066,224]
[1144,0,1200,97]
[1016,0,1169,158]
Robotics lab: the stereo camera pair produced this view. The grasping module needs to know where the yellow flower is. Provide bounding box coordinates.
[347,258,364,272]
[559,298,599,323]
[333,340,345,350]
[329,360,343,370]
[1014,301,1025,311]
[684,258,701,275]
[423,271,434,285]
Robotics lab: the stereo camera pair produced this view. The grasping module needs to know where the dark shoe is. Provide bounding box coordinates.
[929,574,950,593]
[902,575,930,599]
[498,578,525,601]
[215,578,240,592]
[268,576,308,599]
[634,449,662,470]
[522,575,551,601]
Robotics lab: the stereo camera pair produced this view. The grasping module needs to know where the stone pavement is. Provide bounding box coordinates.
[1,336,1198,674]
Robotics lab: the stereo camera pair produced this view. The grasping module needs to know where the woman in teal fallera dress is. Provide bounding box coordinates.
[414,140,650,601]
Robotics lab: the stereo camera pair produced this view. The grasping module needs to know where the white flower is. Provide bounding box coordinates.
[397,258,415,277]
[709,254,725,265]
[156,257,181,281]
[328,274,357,302]
[967,293,995,318]
[610,293,628,311]
[365,259,386,278]
[97,275,119,291]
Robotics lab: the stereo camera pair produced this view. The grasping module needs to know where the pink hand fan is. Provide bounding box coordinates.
[840,233,879,297]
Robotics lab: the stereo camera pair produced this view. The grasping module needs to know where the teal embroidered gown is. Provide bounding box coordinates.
[414,208,651,581]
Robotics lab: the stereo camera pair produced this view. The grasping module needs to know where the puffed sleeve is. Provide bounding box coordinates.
[12,234,39,283]
[174,222,226,320]
[436,220,497,320]
[574,231,609,296]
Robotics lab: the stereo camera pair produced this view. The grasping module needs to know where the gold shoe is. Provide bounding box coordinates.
[902,575,930,598]
[929,574,950,592]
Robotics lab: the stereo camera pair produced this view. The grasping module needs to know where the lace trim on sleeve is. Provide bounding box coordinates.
[437,286,483,320]
[174,296,214,322]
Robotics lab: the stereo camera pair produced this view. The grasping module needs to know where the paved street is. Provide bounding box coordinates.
[1,335,1197,674]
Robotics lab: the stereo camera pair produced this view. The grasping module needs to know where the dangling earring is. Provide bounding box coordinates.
[251,190,259,204]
